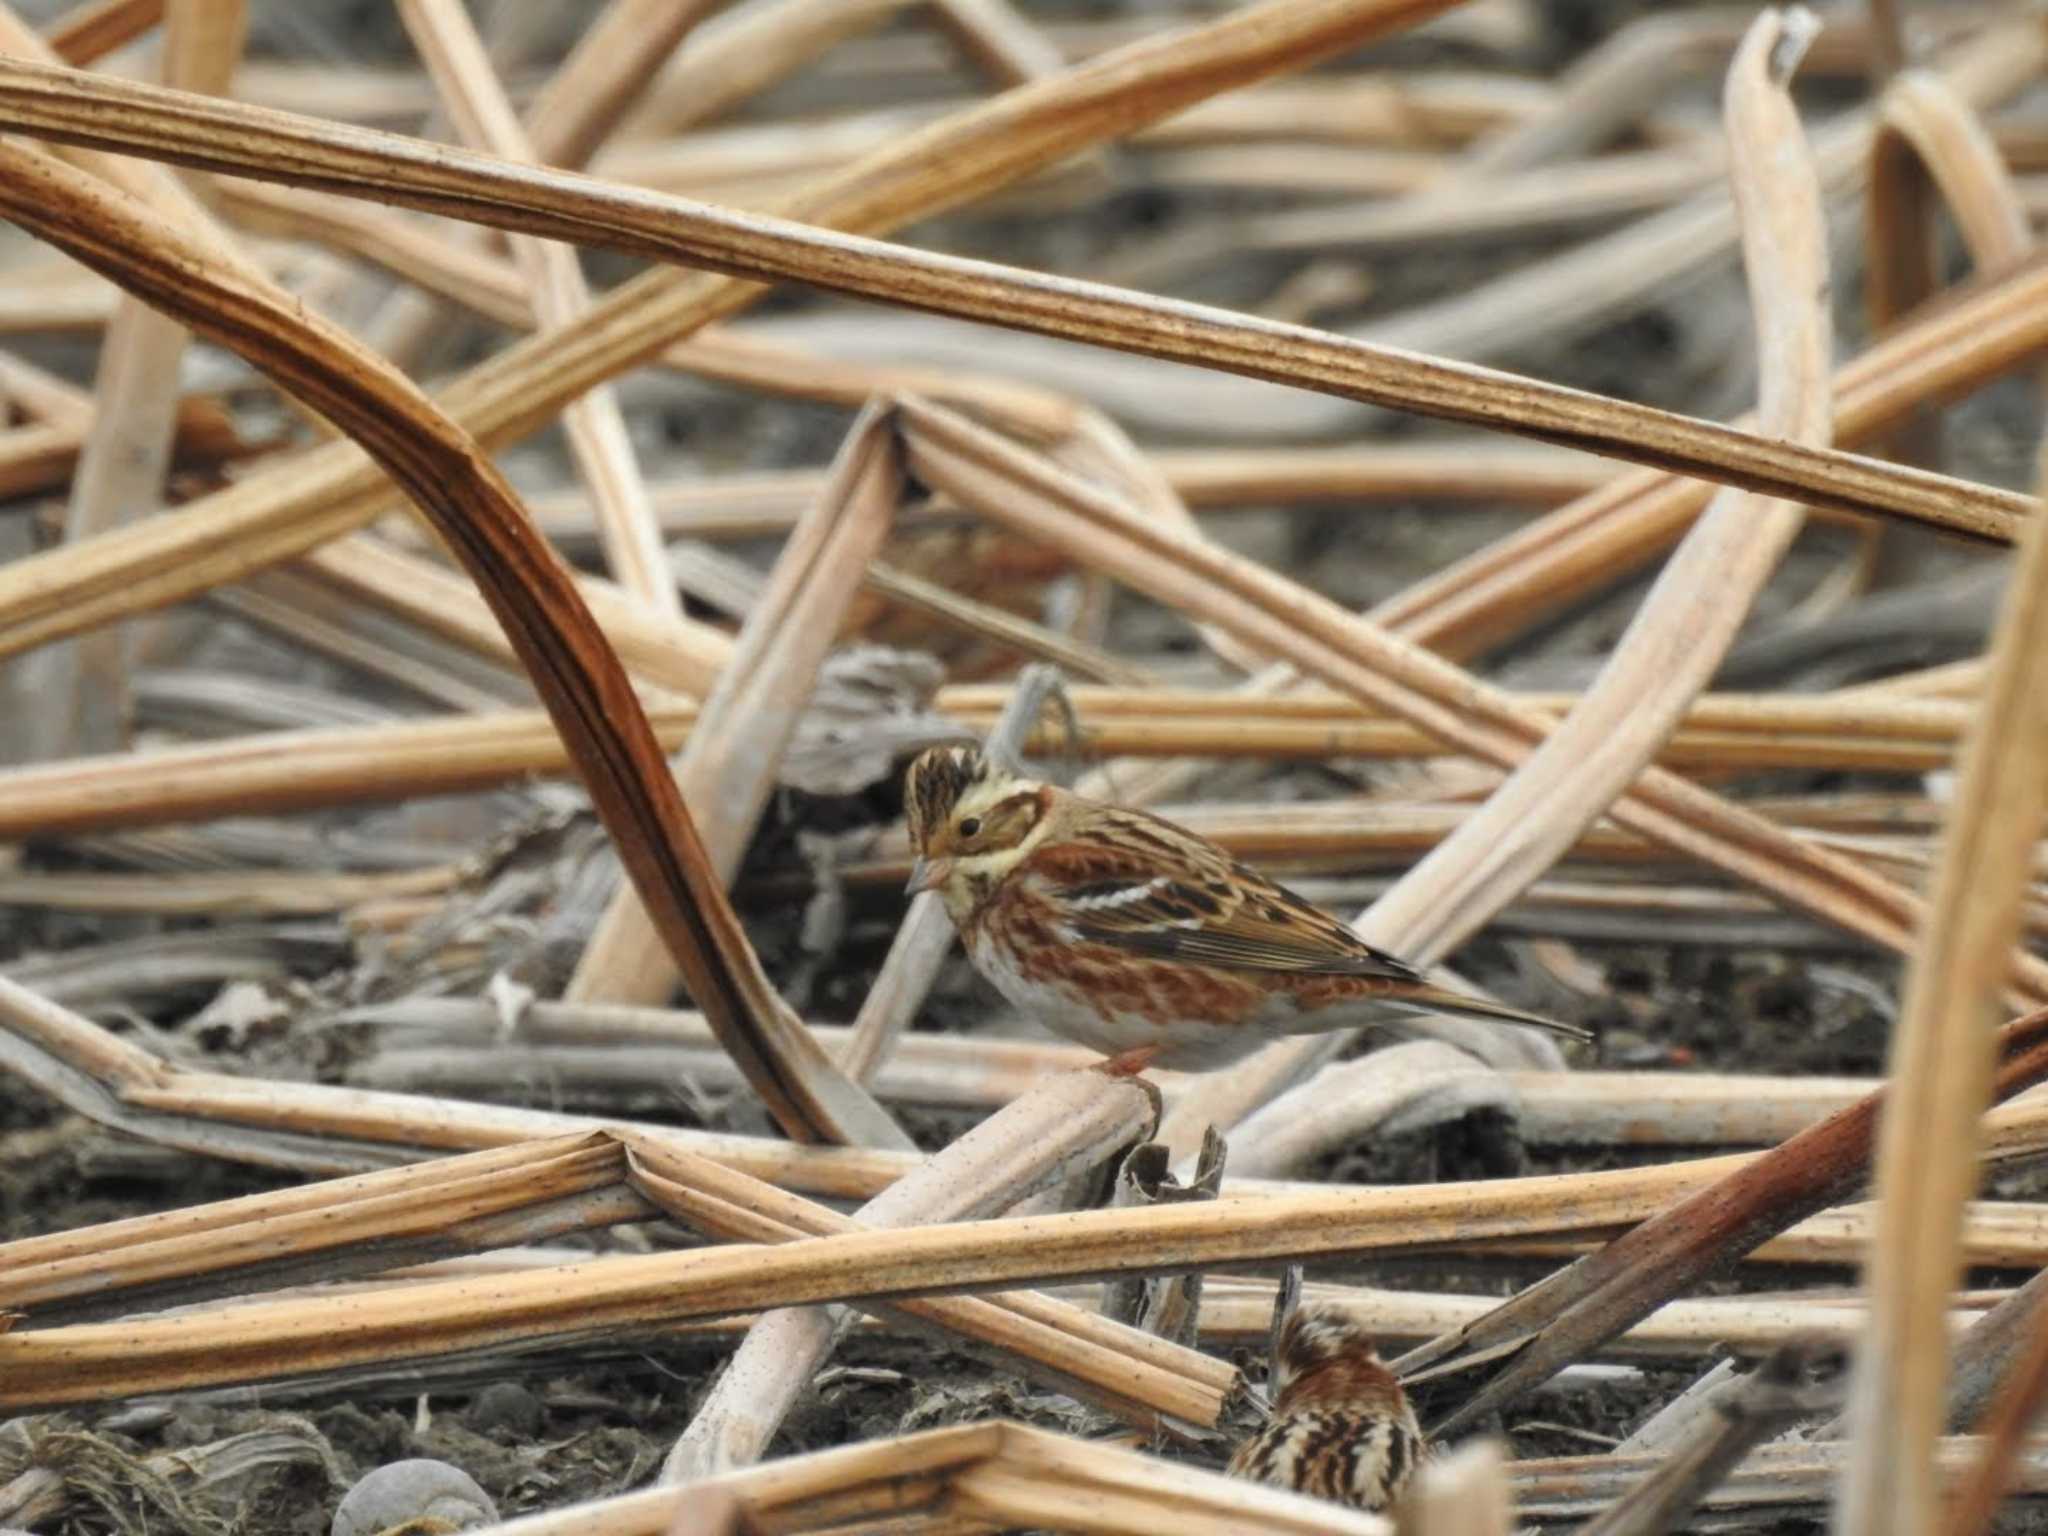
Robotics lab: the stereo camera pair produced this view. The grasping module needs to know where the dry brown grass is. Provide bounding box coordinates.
[3,3,2048,1532]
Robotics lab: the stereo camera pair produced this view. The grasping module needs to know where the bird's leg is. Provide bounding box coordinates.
[1097,1043,1162,1077]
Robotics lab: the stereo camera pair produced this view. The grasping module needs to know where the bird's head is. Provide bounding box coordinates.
[903,746,1050,919]
[1271,1303,1403,1414]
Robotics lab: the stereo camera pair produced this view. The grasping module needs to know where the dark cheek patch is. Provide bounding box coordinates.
[956,794,1041,857]
[995,793,1043,840]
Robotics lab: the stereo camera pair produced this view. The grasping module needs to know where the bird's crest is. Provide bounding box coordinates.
[905,745,1003,843]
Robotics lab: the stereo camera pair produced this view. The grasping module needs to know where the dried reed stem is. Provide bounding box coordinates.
[1834,317,2048,1536]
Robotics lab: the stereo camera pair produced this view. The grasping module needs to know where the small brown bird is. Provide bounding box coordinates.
[903,745,1586,1072]
[1227,1304,1425,1513]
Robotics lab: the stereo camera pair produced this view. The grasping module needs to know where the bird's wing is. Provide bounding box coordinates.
[1024,808,1422,980]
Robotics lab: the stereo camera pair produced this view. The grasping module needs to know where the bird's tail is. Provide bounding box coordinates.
[1394,983,1594,1043]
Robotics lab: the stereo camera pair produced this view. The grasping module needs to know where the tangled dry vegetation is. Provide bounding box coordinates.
[5,0,2048,1531]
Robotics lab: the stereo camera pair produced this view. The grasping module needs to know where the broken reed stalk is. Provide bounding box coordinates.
[397,0,679,611]
[482,1421,1390,1536]
[1511,1436,2048,1525]
[1196,1280,1988,1362]
[565,402,904,1007]
[344,999,1897,1147]
[1009,13,2044,443]
[1869,67,2030,371]
[0,2,235,763]
[1944,1267,2048,1438]
[211,232,2048,723]
[0,1114,1236,1441]
[1852,61,2031,602]
[0,864,466,919]
[1235,4,1834,1117]
[1226,1040,1512,1180]
[518,0,729,173]
[23,1099,2048,1411]
[516,442,1617,536]
[653,1068,1164,1479]
[51,1259,1997,1365]
[1576,1339,1843,1536]
[624,0,928,140]
[20,964,2048,1361]
[1863,65,1945,479]
[1948,1294,2048,1535]
[623,1130,1238,1431]
[297,530,727,698]
[0,1105,1232,1435]
[0,963,1053,1195]
[0,136,905,1150]
[1836,415,2048,1536]
[0,59,2025,546]
[0,0,1483,665]
[17,205,2043,729]
[207,172,1088,432]
[1377,88,2048,663]
[894,397,2048,1145]
[9,1050,2015,1370]
[0,687,1989,842]
[0,15,2039,1536]
[23,294,185,759]
[1402,1006,2048,1442]
[0,1132,654,1323]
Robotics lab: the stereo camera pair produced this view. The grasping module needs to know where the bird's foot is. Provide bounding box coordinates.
[1097,1044,1162,1078]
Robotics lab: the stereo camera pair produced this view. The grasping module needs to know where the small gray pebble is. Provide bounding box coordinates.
[331,1459,497,1536]
[469,1381,544,1437]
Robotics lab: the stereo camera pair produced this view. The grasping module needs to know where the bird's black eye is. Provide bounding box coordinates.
[958,816,982,838]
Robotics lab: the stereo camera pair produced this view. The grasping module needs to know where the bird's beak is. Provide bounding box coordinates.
[905,856,953,897]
